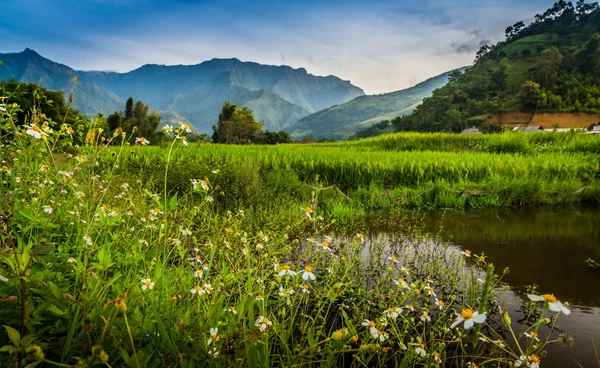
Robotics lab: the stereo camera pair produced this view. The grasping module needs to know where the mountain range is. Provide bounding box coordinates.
[0,48,454,138]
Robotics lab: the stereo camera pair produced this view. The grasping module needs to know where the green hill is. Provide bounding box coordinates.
[392,0,600,133]
[286,70,457,140]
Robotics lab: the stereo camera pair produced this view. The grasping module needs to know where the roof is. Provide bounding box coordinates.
[460,128,481,135]
[514,126,544,132]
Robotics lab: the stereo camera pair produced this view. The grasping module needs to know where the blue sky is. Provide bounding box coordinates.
[1,0,552,94]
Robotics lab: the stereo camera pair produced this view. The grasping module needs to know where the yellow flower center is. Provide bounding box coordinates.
[145,280,152,287]
[283,265,290,271]
[391,256,397,261]
[377,330,383,336]
[438,300,445,306]
[388,308,395,312]
[303,285,309,290]
[262,318,269,324]
[140,138,146,142]
[305,207,312,213]
[543,294,557,303]
[530,332,538,338]
[32,125,41,131]
[322,241,329,247]
[433,352,440,357]
[464,249,471,255]
[530,355,540,363]
[461,308,474,319]
[195,286,201,291]
[304,265,313,272]
[369,321,375,327]
[420,343,425,349]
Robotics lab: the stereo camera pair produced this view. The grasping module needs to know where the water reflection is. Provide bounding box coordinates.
[421,207,600,367]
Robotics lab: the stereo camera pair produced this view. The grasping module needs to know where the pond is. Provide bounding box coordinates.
[421,207,600,367]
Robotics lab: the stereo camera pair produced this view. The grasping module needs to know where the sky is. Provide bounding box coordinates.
[1,0,552,94]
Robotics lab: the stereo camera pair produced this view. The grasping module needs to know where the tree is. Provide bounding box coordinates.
[518,81,542,110]
[125,97,134,121]
[212,102,263,144]
[535,47,563,86]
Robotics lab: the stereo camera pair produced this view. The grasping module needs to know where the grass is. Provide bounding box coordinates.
[0,104,591,367]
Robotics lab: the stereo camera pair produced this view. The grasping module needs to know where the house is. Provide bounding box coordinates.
[513,126,544,133]
[460,128,481,135]
[589,125,600,134]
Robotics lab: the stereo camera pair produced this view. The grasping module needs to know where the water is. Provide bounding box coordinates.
[421,207,600,367]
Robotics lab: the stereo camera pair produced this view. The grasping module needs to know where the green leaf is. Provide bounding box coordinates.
[168,193,178,210]
[3,325,20,347]
[45,304,66,316]
[0,345,18,354]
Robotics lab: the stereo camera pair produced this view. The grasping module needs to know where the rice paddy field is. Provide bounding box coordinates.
[1,122,599,367]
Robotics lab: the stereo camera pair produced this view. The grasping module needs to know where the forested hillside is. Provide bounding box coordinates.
[393,0,600,132]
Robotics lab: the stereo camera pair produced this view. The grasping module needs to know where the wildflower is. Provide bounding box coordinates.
[67,257,76,263]
[527,294,571,315]
[524,331,540,342]
[162,125,173,133]
[399,342,407,350]
[300,284,310,294]
[304,206,313,218]
[394,277,409,289]
[300,265,316,281]
[43,205,53,214]
[461,249,472,257]
[207,327,219,345]
[450,308,486,329]
[352,335,359,343]
[203,284,213,293]
[388,255,399,264]
[435,299,445,310]
[432,352,442,363]
[179,122,192,133]
[180,135,188,146]
[211,169,221,174]
[407,304,416,312]
[25,124,47,139]
[319,241,332,252]
[278,265,297,277]
[255,316,273,332]
[370,329,388,342]
[255,295,264,301]
[182,228,192,236]
[356,232,365,242]
[420,312,431,323]
[494,339,505,348]
[515,355,541,368]
[226,306,237,314]
[400,265,410,275]
[135,137,150,145]
[278,287,295,296]
[479,335,489,343]
[141,279,154,291]
[190,285,203,295]
[361,320,377,335]
[383,307,402,319]
[412,343,427,357]
[194,270,204,278]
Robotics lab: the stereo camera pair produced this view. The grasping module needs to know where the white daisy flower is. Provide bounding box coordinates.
[255,316,273,332]
[527,294,570,315]
[300,265,316,281]
[382,307,402,319]
[141,279,154,290]
[450,308,486,329]
[278,265,297,277]
[207,327,219,345]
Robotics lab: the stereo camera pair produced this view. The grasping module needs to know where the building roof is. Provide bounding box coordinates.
[460,128,481,135]
[514,126,544,132]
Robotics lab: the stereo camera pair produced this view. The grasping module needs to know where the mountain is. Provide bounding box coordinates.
[0,48,122,114]
[0,49,364,133]
[392,1,600,133]
[77,58,364,132]
[286,70,457,140]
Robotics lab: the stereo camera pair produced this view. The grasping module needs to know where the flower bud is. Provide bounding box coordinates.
[501,308,511,327]
[331,328,349,341]
[26,345,45,361]
[92,345,109,363]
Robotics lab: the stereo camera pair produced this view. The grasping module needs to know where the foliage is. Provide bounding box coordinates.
[0,81,89,145]
[212,102,263,144]
[105,97,164,145]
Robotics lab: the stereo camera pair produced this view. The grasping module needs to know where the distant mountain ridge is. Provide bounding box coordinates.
[286,70,459,140]
[0,48,365,132]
